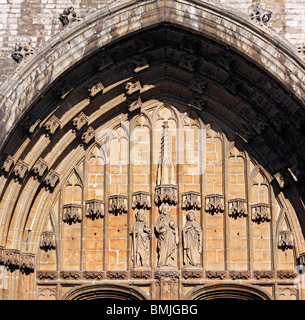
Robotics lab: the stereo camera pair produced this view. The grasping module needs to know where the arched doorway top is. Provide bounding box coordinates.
[0,0,305,152]
[184,283,272,300]
[61,283,150,300]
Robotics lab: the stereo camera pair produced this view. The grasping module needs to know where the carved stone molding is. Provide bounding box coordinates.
[36,271,59,280]
[32,158,48,178]
[83,271,105,280]
[253,271,275,280]
[40,230,56,252]
[72,112,88,131]
[250,3,272,26]
[96,53,113,72]
[130,269,152,279]
[251,203,271,223]
[229,271,251,280]
[108,194,128,215]
[85,199,104,220]
[277,270,298,279]
[81,126,95,144]
[182,269,203,279]
[0,154,14,173]
[181,191,201,210]
[43,169,60,189]
[154,270,180,281]
[154,184,178,206]
[205,194,224,215]
[19,252,35,274]
[106,271,129,280]
[205,270,228,280]
[132,191,151,210]
[62,204,82,224]
[44,115,60,135]
[12,159,28,179]
[278,230,294,251]
[59,6,79,27]
[11,42,34,64]
[60,271,82,280]
[228,198,247,219]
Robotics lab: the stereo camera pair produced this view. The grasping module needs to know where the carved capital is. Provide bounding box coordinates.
[132,191,151,210]
[44,115,60,135]
[108,194,128,215]
[154,184,178,206]
[228,198,247,219]
[72,112,88,131]
[62,204,82,224]
[278,230,294,251]
[43,169,60,189]
[251,203,271,223]
[13,159,28,179]
[205,194,224,215]
[85,199,104,220]
[32,158,48,178]
[182,191,201,210]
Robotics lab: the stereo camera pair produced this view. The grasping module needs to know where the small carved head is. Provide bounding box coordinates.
[135,209,145,222]
[159,203,170,215]
[186,210,196,221]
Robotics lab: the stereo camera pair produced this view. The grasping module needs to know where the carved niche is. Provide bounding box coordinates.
[251,203,271,223]
[62,204,82,224]
[182,191,201,211]
[205,194,224,215]
[132,191,151,210]
[108,194,128,215]
[278,230,294,251]
[228,198,248,219]
[85,199,104,220]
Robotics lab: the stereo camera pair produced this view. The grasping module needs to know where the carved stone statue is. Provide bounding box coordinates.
[183,210,202,267]
[155,203,179,268]
[131,209,151,268]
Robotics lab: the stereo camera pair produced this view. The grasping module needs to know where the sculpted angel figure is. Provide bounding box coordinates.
[155,203,179,267]
[183,210,202,267]
[131,209,151,267]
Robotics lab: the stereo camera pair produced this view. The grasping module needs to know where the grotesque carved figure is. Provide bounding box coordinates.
[155,203,179,268]
[183,210,202,267]
[131,209,151,268]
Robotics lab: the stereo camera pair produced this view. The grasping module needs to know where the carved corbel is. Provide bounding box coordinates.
[108,194,128,215]
[12,159,28,180]
[131,191,151,210]
[32,158,48,178]
[62,204,82,224]
[81,126,95,144]
[0,153,14,174]
[40,230,56,252]
[71,112,88,131]
[85,199,104,220]
[43,169,60,189]
[205,194,224,215]
[251,203,271,223]
[182,191,201,211]
[3,249,20,271]
[228,198,247,219]
[278,230,294,251]
[44,115,60,135]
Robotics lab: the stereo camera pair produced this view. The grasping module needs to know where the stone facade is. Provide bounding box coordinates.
[0,0,305,301]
